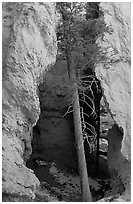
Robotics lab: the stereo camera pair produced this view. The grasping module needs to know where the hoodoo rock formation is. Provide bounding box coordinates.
[2,2,57,201]
[96,2,131,201]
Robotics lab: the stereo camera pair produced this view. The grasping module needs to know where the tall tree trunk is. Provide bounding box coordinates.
[95,100,100,176]
[68,52,92,202]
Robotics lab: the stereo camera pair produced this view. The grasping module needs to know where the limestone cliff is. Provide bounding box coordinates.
[2,2,57,201]
[96,2,131,201]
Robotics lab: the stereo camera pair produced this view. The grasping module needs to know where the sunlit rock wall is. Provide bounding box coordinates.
[2,2,57,201]
[96,2,131,200]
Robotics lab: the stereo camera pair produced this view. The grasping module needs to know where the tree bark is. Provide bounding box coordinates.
[95,100,100,176]
[68,53,92,202]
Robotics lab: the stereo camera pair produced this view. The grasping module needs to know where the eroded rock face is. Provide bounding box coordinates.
[96,2,131,200]
[31,60,78,171]
[2,2,57,201]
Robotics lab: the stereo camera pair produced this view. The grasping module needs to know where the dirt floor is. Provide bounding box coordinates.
[28,158,111,202]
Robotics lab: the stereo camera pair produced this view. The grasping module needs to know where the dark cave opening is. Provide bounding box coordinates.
[26,67,112,201]
[26,103,111,202]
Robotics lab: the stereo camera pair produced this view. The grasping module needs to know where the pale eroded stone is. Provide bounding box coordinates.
[96,2,131,201]
[2,2,57,201]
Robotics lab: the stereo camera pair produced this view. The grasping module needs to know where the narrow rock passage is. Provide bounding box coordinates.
[2,2,131,202]
[26,64,113,201]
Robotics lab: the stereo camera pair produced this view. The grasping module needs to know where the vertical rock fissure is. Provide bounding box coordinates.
[26,62,115,202]
[3,2,130,202]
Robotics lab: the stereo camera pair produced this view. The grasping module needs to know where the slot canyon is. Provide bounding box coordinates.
[2,2,131,202]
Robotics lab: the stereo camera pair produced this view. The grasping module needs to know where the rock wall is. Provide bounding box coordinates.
[96,2,131,201]
[2,2,57,201]
[31,60,78,171]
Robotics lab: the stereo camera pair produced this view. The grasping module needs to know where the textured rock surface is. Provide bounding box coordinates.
[2,2,57,201]
[31,60,78,170]
[96,2,131,201]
